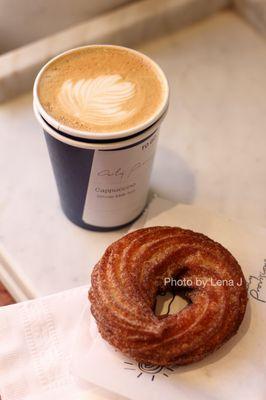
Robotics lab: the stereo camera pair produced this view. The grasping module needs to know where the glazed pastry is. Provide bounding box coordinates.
[89,227,247,366]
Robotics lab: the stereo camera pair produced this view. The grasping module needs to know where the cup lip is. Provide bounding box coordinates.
[33,44,169,141]
[33,99,164,150]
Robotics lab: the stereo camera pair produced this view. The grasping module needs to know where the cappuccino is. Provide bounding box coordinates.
[36,45,168,135]
[33,45,169,230]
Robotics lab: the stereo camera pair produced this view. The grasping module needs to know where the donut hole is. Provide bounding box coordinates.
[154,288,191,319]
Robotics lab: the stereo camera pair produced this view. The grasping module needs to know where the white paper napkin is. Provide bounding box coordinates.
[0,286,124,400]
[71,201,266,400]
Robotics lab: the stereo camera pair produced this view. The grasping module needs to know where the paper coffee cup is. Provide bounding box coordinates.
[33,45,169,231]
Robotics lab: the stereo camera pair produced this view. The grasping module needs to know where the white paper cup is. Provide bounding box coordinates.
[33,45,169,231]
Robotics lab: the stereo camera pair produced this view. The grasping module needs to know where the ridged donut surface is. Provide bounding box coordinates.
[89,227,247,366]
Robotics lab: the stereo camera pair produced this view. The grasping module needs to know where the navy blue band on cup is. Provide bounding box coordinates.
[34,101,165,231]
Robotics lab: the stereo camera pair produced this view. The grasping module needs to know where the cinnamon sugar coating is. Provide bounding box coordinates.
[89,226,247,366]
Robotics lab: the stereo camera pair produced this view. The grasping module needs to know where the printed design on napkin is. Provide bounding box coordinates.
[123,361,174,381]
[248,259,266,303]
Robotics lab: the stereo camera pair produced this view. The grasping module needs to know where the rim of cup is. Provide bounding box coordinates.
[33,44,169,141]
[33,99,166,150]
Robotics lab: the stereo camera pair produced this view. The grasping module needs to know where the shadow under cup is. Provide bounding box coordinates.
[33,102,167,231]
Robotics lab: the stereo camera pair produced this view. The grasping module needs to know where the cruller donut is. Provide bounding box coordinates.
[89,226,247,366]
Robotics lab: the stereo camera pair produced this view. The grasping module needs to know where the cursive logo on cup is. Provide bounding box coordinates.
[58,74,136,125]
[248,260,266,303]
[97,156,154,183]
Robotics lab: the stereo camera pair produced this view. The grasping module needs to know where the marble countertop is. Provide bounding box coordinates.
[1,11,266,297]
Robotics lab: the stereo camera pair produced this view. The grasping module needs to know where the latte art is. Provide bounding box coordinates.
[58,75,136,125]
[37,45,168,133]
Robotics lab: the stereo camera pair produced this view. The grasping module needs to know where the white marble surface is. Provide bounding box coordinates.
[0,0,229,103]
[1,11,266,297]
[0,0,132,53]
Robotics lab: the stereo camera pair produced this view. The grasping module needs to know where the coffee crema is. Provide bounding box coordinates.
[37,45,168,134]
